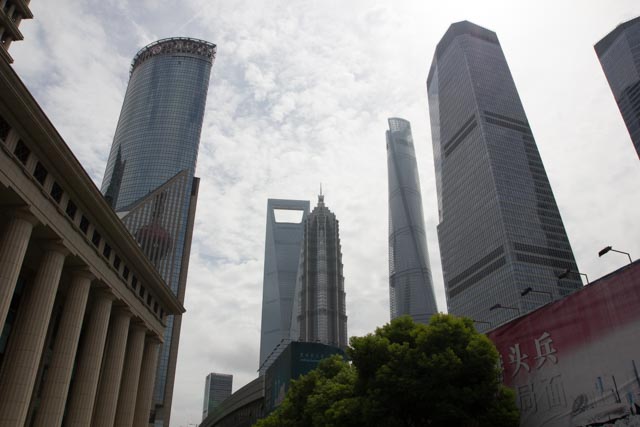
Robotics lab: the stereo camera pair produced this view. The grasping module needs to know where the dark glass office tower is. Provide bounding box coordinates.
[595,16,640,159]
[427,21,581,330]
[101,37,216,427]
[386,118,438,324]
[202,373,232,420]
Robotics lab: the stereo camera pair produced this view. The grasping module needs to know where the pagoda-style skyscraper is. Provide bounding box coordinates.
[290,191,347,350]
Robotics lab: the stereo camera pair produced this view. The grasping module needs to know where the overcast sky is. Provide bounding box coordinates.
[11,1,640,426]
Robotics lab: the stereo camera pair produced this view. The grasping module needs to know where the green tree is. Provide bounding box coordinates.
[257,315,519,427]
[255,355,361,427]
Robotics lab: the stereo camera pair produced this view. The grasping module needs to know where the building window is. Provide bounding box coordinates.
[79,215,89,234]
[123,266,129,280]
[65,199,77,219]
[50,182,63,203]
[91,230,101,247]
[103,243,111,259]
[13,140,30,165]
[113,255,121,270]
[153,301,159,313]
[131,276,138,290]
[146,294,152,306]
[0,114,10,141]
[33,162,48,185]
[139,285,145,298]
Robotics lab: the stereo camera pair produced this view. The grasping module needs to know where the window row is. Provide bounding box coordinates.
[0,113,166,322]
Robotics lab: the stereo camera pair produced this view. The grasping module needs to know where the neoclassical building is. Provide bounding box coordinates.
[0,30,183,427]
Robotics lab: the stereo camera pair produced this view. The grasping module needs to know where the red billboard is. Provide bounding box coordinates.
[487,262,640,427]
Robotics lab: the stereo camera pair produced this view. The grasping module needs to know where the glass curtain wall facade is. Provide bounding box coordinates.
[100,37,215,427]
[259,199,310,375]
[290,194,347,350]
[202,373,232,420]
[426,21,581,330]
[386,118,438,324]
[595,16,640,159]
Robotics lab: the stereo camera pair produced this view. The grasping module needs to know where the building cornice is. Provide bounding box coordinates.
[0,59,185,316]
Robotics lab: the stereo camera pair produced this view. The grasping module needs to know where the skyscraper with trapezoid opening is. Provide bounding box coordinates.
[259,199,310,375]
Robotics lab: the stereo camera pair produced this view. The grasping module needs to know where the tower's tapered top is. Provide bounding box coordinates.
[428,21,499,86]
[130,37,217,75]
[595,16,640,56]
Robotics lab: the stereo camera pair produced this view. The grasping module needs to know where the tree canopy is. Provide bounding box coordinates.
[256,314,519,427]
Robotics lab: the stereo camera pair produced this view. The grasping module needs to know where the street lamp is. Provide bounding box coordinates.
[558,268,589,284]
[489,303,520,314]
[598,246,633,264]
[520,287,553,300]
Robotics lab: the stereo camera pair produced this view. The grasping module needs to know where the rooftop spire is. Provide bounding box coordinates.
[318,183,325,206]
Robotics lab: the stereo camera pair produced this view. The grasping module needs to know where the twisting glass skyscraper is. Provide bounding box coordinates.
[595,16,640,159]
[290,193,347,350]
[427,21,580,329]
[101,37,216,427]
[386,118,438,324]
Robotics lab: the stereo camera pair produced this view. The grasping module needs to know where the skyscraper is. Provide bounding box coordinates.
[100,37,216,426]
[290,192,347,350]
[259,199,310,374]
[595,16,640,159]
[426,21,581,329]
[202,373,232,420]
[386,118,438,324]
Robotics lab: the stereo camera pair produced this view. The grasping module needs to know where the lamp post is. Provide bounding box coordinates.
[520,287,553,301]
[558,268,589,284]
[599,246,633,264]
[489,303,520,314]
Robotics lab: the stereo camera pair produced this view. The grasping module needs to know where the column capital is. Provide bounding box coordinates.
[129,320,147,334]
[8,207,39,226]
[70,267,95,282]
[92,283,117,301]
[111,306,133,319]
[146,333,164,345]
[40,240,70,257]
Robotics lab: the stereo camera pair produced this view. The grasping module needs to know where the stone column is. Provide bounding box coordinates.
[32,269,94,427]
[64,289,115,427]
[114,323,147,427]
[91,308,132,427]
[0,242,68,427]
[0,208,38,332]
[132,337,161,427]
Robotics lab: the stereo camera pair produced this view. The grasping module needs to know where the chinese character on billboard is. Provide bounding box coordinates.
[488,262,640,427]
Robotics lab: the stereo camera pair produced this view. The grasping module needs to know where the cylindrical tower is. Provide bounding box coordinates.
[387,117,438,324]
[101,37,216,210]
[100,37,216,427]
